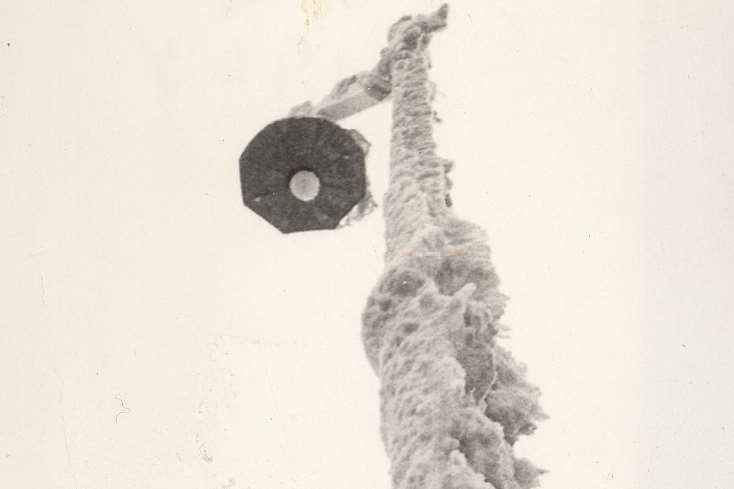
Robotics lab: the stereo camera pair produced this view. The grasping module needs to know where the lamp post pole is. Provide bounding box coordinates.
[360,6,546,489]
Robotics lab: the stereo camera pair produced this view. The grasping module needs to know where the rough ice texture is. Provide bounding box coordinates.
[361,6,546,489]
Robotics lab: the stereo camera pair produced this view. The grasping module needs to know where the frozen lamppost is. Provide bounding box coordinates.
[240,5,546,489]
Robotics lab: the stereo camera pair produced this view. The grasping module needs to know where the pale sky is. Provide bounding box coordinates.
[1,1,733,488]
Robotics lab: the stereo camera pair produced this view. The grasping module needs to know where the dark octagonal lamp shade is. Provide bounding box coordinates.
[239,117,367,233]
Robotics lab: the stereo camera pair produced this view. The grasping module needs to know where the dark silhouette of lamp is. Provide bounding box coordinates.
[239,117,367,233]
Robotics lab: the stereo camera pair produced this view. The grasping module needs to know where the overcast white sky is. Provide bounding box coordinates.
[1,1,733,488]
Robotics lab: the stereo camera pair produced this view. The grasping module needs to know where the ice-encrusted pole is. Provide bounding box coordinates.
[362,5,546,489]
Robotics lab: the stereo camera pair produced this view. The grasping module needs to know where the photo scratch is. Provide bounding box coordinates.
[300,0,327,29]
[39,272,46,305]
[114,395,131,423]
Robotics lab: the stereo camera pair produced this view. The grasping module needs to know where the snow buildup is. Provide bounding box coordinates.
[361,6,546,489]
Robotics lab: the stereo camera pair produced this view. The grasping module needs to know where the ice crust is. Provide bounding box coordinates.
[362,6,546,489]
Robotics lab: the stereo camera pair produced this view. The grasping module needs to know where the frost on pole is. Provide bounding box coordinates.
[361,7,546,489]
[240,4,545,488]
